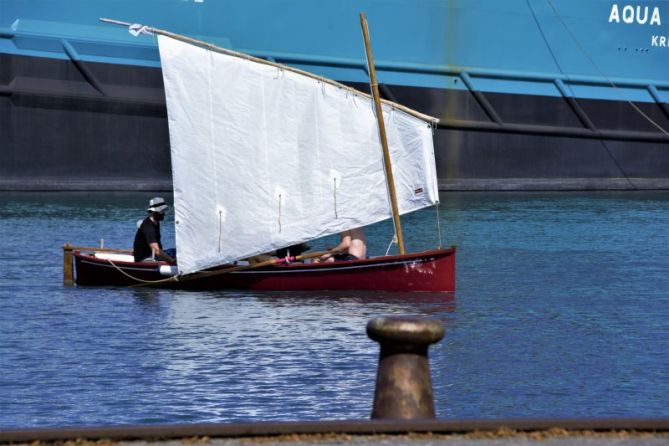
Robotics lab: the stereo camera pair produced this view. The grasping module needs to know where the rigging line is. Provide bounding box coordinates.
[527,0,636,189]
[105,259,179,285]
[599,139,638,190]
[435,202,444,249]
[385,234,397,256]
[545,0,669,136]
[526,0,569,88]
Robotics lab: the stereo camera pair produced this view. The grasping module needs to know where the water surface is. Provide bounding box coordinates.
[0,191,667,427]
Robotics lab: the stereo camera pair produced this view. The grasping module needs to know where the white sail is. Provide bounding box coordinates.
[158,35,439,275]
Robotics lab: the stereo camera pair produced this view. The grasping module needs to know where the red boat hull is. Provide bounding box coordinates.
[74,247,456,292]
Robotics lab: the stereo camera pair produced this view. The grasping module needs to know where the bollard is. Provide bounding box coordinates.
[367,315,444,419]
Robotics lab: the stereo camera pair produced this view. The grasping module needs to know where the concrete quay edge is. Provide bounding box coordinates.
[1,418,668,444]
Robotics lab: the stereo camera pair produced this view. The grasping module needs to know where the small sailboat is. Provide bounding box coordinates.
[65,15,456,292]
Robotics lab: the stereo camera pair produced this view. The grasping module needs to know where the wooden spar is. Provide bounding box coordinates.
[63,244,74,286]
[359,13,405,255]
[182,248,338,280]
[98,17,439,125]
[131,248,344,287]
[67,246,133,254]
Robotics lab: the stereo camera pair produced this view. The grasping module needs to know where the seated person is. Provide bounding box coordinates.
[317,227,366,262]
[133,197,176,264]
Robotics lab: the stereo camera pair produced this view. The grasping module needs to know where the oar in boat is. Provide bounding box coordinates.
[131,247,345,288]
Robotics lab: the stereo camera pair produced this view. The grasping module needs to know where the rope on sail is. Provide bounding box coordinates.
[277,193,282,233]
[333,177,339,219]
[218,210,223,253]
[435,202,443,249]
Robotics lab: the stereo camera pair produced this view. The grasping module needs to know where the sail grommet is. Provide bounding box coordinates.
[274,66,283,79]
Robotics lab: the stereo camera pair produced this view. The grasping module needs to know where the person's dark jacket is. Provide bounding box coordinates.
[133,216,162,262]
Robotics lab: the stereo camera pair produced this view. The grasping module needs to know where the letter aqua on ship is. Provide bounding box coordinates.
[608,4,662,26]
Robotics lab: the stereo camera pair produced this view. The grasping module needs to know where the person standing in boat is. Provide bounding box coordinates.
[317,227,367,262]
[133,197,176,264]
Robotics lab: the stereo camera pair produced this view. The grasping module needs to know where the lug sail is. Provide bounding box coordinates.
[158,35,439,275]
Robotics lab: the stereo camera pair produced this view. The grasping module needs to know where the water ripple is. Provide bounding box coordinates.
[0,191,667,427]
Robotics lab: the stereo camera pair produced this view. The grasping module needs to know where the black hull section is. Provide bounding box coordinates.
[0,53,171,190]
[2,53,668,191]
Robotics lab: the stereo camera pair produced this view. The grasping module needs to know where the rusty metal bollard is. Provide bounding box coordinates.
[367,316,445,419]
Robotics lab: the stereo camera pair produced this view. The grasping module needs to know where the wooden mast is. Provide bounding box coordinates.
[359,13,405,255]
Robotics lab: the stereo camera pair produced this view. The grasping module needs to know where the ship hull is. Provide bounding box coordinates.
[2,0,668,190]
[3,53,667,191]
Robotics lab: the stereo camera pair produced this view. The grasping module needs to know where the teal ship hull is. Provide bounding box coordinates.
[1,0,668,190]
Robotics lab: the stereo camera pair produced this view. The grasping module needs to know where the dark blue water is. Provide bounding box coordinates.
[0,191,667,427]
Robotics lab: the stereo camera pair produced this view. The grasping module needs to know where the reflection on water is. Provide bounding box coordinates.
[0,191,667,427]
[251,290,456,313]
